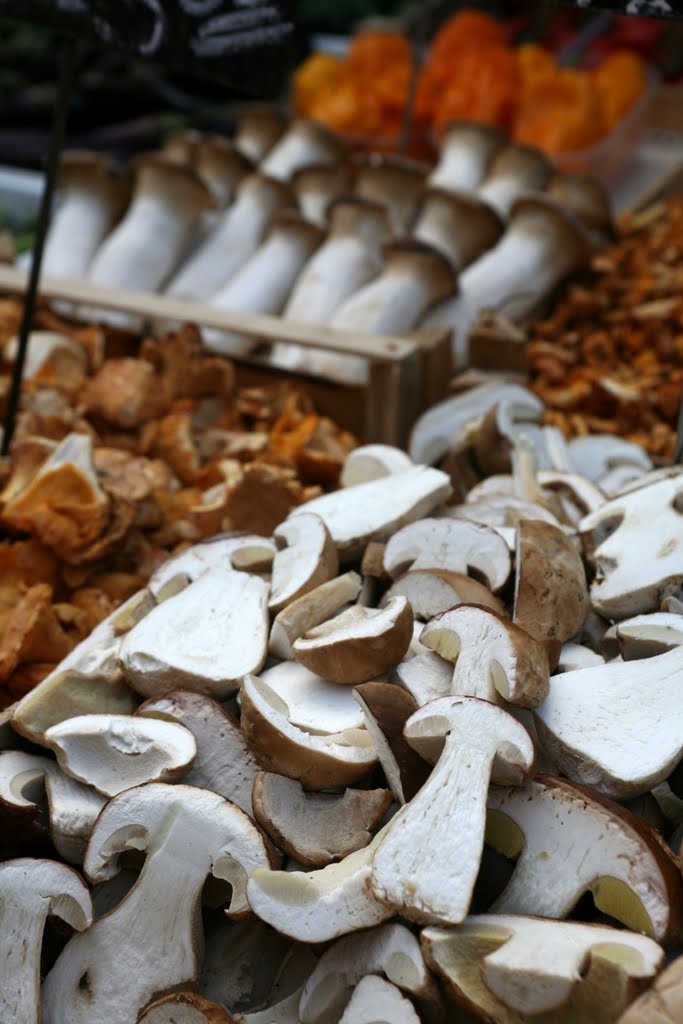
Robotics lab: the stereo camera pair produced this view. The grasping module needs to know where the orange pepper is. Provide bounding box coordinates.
[293,52,347,116]
[430,9,506,64]
[433,44,518,135]
[347,31,411,77]
[516,43,557,89]
[594,50,647,129]
[513,69,605,153]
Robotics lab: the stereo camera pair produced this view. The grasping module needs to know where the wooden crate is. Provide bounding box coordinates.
[0,265,452,447]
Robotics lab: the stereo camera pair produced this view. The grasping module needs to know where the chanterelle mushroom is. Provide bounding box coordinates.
[42,783,272,1024]
[372,696,535,925]
[0,857,92,1024]
[487,774,683,945]
[422,915,663,1023]
[420,604,549,708]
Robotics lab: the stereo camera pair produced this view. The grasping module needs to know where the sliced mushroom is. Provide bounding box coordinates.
[422,915,662,1023]
[247,824,393,943]
[477,143,552,217]
[340,444,413,488]
[288,466,451,560]
[514,520,590,646]
[536,470,606,523]
[260,661,366,734]
[567,434,652,483]
[534,644,683,798]
[428,121,504,192]
[414,187,503,272]
[137,992,236,1022]
[120,569,269,698]
[394,651,453,707]
[353,153,427,234]
[371,697,535,925]
[580,476,683,619]
[269,572,362,660]
[383,518,511,592]
[617,952,683,1023]
[381,569,505,621]
[252,772,391,868]
[616,612,683,659]
[487,774,683,944]
[260,118,345,181]
[42,784,272,1024]
[44,714,196,797]
[269,513,338,614]
[149,533,276,598]
[299,923,440,1024]
[293,598,413,685]
[11,588,154,744]
[240,674,377,790]
[138,691,259,817]
[0,857,92,1024]
[421,604,549,708]
[556,642,605,673]
[353,682,430,803]
[338,976,421,1024]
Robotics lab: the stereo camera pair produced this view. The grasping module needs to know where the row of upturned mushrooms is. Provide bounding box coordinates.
[40,111,610,383]
[1,376,682,1024]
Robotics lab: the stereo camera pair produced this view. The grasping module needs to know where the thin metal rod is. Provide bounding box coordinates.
[674,398,683,463]
[1,34,79,456]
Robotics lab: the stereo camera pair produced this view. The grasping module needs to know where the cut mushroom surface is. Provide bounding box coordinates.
[383,517,511,592]
[137,992,237,1022]
[354,682,430,803]
[487,774,683,944]
[340,445,414,488]
[260,661,366,734]
[293,597,413,685]
[422,915,663,1023]
[120,569,269,698]
[616,952,683,1023]
[44,713,197,796]
[615,612,683,659]
[269,513,338,615]
[269,571,362,660]
[381,568,505,620]
[514,519,590,645]
[148,534,276,598]
[252,772,392,868]
[421,604,549,708]
[534,644,683,797]
[338,976,421,1024]
[372,696,535,925]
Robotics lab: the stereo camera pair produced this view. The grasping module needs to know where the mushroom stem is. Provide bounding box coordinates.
[428,122,505,192]
[413,188,503,273]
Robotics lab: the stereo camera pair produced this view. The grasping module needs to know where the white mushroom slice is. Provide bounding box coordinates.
[567,434,652,483]
[44,714,196,797]
[409,383,543,467]
[149,534,275,598]
[299,923,439,1024]
[353,683,430,804]
[394,651,453,707]
[618,952,683,1023]
[270,572,362,660]
[422,916,663,1023]
[580,476,683,619]
[615,612,683,660]
[120,569,269,698]
[0,858,92,1024]
[372,697,535,925]
[293,598,413,685]
[260,662,365,734]
[598,464,649,497]
[534,644,683,797]
[514,520,590,646]
[537,470,605,522]
[340,445,414,488]
[238,986,304,1024]
[289,467,452,560]
[421,605,549,708]
[381,569,504,621]
[247,824,393,943]
[338,976,420,1024]
[448,496,562,531]
[138,691,259,817]
[383,518,510,592]
[138,993,235,1022]
[556,642,605,673]
[270,513,338,613]
[240,675,377,790]
[252,772,391,868]
[487,775,683,945]
[42,784,272,1024]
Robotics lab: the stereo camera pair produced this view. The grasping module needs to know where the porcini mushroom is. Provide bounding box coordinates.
[44,713,196,796]
[383,517,511,592]
[533,644,683,798]
[422,915,663,1022]
[477,143,552,217]
[137,992,236,1023]
[269,512,338,613]
[43,151,130,280]
[615,612,683,659]
[567,434,652,484]
[338,976,421,1024]
[164,172,293,304]
[514,520,590,646]
[260,118,346,181]
[352,153,427,234]
[252,771,391,867]
[119,569,269,698]
[487,774,683,944]
[428,121,505,192]
[413,188,503,272]
[260,660,366,734]
[371,696,535,924]
[340,444,413,488]
[42,783,272,1024]
[617,952,683,1023]
[292,597,413,685]
[420,604,549,708]
[148,533,276,599]
[0,857,92,1024]
[383,569,504,621]
[353,682,430,803]
[269,571,362,660]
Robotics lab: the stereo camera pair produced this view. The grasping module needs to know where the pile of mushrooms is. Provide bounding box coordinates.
[2,378,682,1024]
[38,111,611,384]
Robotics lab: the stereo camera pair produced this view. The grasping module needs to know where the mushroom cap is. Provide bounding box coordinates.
[414,186,504,271]
[353,681,430,803]
[478,143,552,216]
[382,239,456,297]
[380,568,505,621]
[195,136,253,206]
[430,120,506,191]
[292,164,355,226]
[514,519,590,645]
[547,171,613,234]
[58,150,131,214]
[508,193,592,268]
[138,993,236,1022]
[234,105,289,163]
[269,571,363,660]
[617,952,683,1023]
[132,153,217,212]
[260,660,366,734]
[340,444,413,488]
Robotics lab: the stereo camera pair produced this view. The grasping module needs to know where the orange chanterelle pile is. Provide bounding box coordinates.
[528,195,683,460]
[0,304,355,704]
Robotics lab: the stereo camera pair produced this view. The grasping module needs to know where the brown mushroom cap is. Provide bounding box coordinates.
[132,153,217,212]
[514,519,590,646]
[137,992,236,1022]
[58,150,131,216]
[353,681,430,803]
[234,105,289,163]
[414,186,504,271]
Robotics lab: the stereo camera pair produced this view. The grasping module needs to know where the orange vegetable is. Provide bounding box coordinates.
[594,50,647,129]
[293,53,347,115]
[433,45,518,135]
[513,69,605,153]
[347,30,411,76]
[516,43,557,88]
[430,9,507,63]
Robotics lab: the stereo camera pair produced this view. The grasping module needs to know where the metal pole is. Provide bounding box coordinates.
[1,34,80,456]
